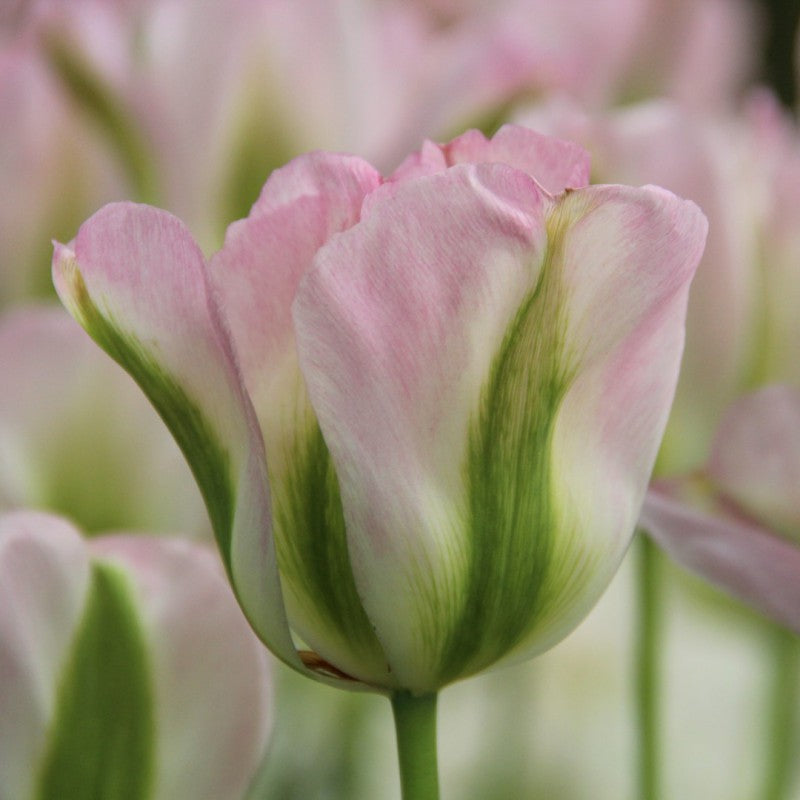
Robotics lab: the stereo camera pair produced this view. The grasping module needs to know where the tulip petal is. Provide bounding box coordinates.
[518,97,762,474]
[210,152,380,456]
[52,203,299,671]
[509,184,707,657]
[210,155,391,685]
[90,536,271,800]
[641,485,800,633]
[390,124,590,195]
[0,512,90,800]
[296,169,705,689]
[708,386,800,537]
[296,164,550,688]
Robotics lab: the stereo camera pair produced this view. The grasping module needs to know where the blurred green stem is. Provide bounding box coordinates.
[636,533,662,800]
[763,625,800,800]
[391,691,440,800]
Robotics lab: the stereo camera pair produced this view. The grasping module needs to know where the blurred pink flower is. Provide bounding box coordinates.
[405,0,759,109]
[0,510,271,799]
[0,29,126,305]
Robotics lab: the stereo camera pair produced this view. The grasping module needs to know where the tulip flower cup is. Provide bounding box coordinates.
[53,125,706,799]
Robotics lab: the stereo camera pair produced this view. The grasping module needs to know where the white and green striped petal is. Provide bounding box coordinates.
[499,184,706,665]
[52,203,298,671]
[295,167,706,690]
[209,154,390,685]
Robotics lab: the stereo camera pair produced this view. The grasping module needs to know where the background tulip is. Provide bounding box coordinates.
[0,510,271,800]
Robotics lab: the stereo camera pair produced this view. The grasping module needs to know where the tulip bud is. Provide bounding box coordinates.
[53,126,706,692]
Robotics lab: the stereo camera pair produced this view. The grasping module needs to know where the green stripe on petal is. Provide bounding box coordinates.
[439,212,576,684]
[35,562,154,800]
[63,267,235,567]
[275,422,390,684]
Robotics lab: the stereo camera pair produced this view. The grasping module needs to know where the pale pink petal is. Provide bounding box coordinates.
[517,98,759,474]
[708,386,800,537]
[0,511,90,799]
[90,536,271,800]
[641,485,800,634]
[210,152,381,443]
[391,124,590,195]
[52,202,300,672]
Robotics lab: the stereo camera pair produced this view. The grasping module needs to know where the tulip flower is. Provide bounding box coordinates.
[0,305,208,535]
[53,125,705,796]
[0,510,271,800]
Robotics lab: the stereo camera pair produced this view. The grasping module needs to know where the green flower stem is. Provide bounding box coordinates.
[635,533,663,800]
[391,691,440,800]
[763,625,800,800]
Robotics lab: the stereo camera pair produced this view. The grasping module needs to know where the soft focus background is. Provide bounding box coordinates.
[2,1,800,798]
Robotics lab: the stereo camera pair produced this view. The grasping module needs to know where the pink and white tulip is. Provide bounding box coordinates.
[0,510,271,799]
[53,126,706,693]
